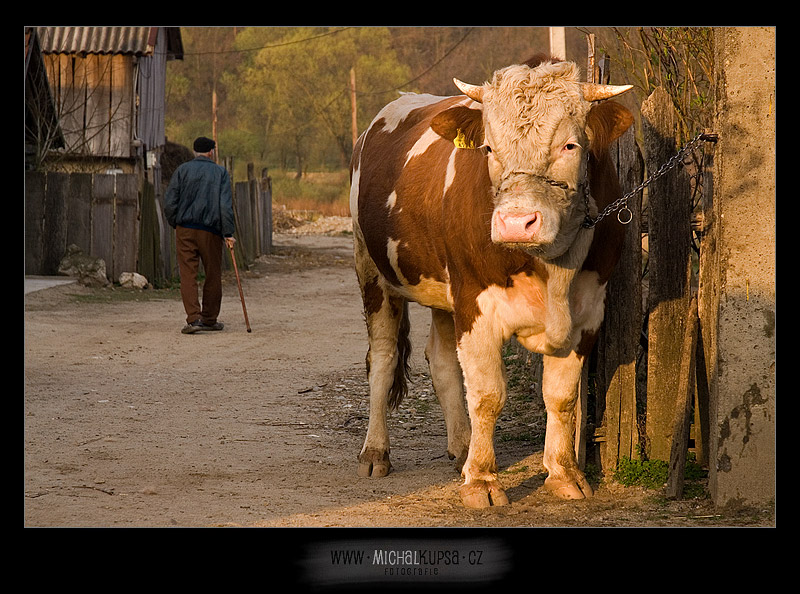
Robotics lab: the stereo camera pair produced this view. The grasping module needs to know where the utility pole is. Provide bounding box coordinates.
[350,67,358,150]
[549,27,566,60]
[212,87,219,163]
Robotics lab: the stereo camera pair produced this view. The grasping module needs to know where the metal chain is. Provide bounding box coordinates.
[581,132,719,229]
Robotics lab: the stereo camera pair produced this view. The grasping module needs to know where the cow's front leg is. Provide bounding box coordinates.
[541,350,593,499]
[456,319,509,508]
[425,308,470,471]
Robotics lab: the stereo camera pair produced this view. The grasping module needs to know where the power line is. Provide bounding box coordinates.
[178,27,477,139]
[356,27,475,96]
[302,28,477,131]
[182,27,355,56]
[181,26,474,96]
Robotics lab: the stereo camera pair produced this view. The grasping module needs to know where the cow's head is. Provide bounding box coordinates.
[432,60,633,260]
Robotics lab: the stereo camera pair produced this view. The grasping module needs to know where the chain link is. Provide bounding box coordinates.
[581,132,718,229]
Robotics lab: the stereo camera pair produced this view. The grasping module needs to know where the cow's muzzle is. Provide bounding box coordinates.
[491,173,577,248]
[492,210,542,243]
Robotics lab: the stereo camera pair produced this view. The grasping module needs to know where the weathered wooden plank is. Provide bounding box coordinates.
[44,54,83,153]
[666,295,699,498]
[138,180,162,284]
[65,172,93,251]
[599,124,644,472]
[108,54,133,157]
[42,171,69,274]
[83,54,134,158]
[234,181,253,264]
[92,174,115,280]
[694,135,717,467]
[25,171,46,275]
[642,87,693,462]
[114,174,139,277]
[84,54,108,156]
[261,172,273,254]
[230,184,247,269]
[249,178,260,257]
[575,364,588,469]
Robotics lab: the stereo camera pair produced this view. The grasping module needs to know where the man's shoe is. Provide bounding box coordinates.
[181,320,204,334]
[201,321,224,331]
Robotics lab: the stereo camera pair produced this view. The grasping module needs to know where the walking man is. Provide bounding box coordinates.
[164,137,237,334]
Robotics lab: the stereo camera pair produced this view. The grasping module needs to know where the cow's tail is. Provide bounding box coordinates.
[388,302,412,411]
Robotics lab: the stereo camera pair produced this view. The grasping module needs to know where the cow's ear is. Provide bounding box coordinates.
[586,101,634,156]
[431,106,484,149]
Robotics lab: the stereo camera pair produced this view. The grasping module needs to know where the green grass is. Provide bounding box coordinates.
[270,170,351,216]
[614,455,670,490]
[70,286,181,304]
[613,450,709,498]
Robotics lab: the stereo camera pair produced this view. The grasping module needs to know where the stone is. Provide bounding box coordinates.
[119,272,149,289]
[58,244,110,288]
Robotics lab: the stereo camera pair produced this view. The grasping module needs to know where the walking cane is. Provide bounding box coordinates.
[228,240,251,333]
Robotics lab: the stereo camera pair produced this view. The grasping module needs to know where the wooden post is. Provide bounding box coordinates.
[586,34,599,88]
[549,27,566,60]
[572,27,608,469]
[598,124,643,473]
[260,167,273,255]
[641,87,693,463]
[350,67,358,151]
[575,364,588,469]
[573,33,597,469]
[694,133,716,468]
[212,87,219,162]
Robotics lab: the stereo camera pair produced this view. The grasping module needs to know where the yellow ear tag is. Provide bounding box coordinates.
[453,129,475,149]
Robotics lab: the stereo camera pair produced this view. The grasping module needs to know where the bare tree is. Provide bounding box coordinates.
[588,26,714,143]
[31,53,135,171]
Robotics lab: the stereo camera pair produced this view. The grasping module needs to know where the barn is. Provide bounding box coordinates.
[25,26,184,283]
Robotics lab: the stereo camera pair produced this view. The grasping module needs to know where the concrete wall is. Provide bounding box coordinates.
[709,27,775,508]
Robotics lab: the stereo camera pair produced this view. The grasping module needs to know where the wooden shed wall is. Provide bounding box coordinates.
[42,52,134,159]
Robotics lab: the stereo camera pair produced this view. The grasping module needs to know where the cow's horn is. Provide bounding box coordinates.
[454,78,484,103]
[581,83,633,101]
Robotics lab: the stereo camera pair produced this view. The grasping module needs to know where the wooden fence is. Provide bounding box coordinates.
[576,86,717,498]
[228,165,273,271]
[25,170,139,281]
[25,164,272,284]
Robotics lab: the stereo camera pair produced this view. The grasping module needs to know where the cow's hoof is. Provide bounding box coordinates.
[544,474,594,500]
[357,448,391,478]
[459,480,509,509]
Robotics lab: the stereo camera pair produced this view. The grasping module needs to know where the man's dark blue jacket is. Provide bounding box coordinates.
[164,156,235,238]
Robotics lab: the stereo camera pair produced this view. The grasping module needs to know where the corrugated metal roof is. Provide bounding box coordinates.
[36,26,159,55]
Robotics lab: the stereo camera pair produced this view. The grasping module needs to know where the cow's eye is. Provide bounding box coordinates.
[563,142,579,152]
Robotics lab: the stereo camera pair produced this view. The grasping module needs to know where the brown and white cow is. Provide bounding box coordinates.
[349,56,633,508]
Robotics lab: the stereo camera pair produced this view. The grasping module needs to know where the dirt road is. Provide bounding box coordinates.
[24,229,771,530]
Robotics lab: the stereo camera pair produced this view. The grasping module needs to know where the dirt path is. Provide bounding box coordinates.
[24,230,772,529]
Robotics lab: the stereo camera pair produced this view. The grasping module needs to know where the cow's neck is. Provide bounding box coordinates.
[540,226,594,350]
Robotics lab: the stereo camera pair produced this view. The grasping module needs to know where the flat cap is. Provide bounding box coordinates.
[193,136,216,153]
